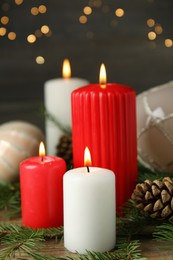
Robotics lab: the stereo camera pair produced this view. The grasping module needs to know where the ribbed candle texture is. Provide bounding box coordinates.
[71,83,137,212]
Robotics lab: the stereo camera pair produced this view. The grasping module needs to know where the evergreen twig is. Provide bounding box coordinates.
[0,181,21,218]
[153,222,173,242]
[0,224,64,259]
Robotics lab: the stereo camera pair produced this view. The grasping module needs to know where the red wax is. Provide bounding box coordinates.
[20,156,66,228]
[72,83,137,213]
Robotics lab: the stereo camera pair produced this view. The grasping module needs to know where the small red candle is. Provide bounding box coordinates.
[20,142,66,228]
[72,64,137,213]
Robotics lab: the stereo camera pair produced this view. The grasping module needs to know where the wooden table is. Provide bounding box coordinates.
[1,216,173,259]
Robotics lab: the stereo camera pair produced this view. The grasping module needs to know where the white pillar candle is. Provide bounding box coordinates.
[63,166,116,254]
[44,59,89,155]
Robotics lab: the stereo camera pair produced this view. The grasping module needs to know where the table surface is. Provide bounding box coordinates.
[0,216,173,259]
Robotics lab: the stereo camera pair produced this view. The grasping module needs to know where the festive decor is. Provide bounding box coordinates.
[137,81,173,173]
[0,165,173,258]
[0,121,44,182]
[20,142,66,229]
[44,59,89,155]
[63,147,116,254]
[131,177,173,221]
[72,64,137,212]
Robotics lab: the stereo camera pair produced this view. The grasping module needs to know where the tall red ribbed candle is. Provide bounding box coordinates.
[71,66,137,212]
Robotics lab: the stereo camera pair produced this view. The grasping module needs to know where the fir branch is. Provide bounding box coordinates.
[0,224,64,259]
[0,181,21,218]
[44,108,71,135]
[41,240,146,260]
[41,226,64,239]
[0,227,45,259]
[153,222,173,242]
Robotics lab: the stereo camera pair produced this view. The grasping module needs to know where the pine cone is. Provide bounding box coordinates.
[56,135,73,169]
[131,177,173,221]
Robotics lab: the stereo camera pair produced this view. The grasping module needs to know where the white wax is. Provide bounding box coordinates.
[63,167,116,254]
[44,78,89,155]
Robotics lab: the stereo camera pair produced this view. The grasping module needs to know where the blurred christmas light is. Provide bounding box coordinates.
[1,16,9,25]
[36,56,45,64]
[35,29,42,37]
[79,15,87,24]
[41,25,50,34]
[165,38,172,47]
[15,0,23,5]
[31,7,39,16]
[38,5,47,14]
[154,24,163,35]
[27,34,36,43]
[147,18,155,27]
[8,32,16,40]
[148,31,156,40]
[83,6,92,15]
[115,8,124,18]
[0,27,6,36]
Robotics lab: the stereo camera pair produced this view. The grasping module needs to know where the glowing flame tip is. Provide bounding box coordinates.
[62,58,71,79]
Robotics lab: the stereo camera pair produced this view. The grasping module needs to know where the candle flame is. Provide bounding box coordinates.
[39,142,46,157]
[62,58,71,79]
[99,63,107,88]
[84,146,92,167]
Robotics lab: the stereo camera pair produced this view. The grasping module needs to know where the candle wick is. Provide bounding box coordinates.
[86,166,90,173]
[41,156,44,162]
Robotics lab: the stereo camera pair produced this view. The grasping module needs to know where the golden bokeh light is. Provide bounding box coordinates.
[147,18,155,27]
[8,32,16,40]
[0,27,7,36]
[115,8,124,17]
[35,29,42,37]
[165,39,172,48]
[83,6,92,15]
[148,31,156,40]
[1,16,9,25]
[36,56,45,64]
[154,24,163,35]
[79,15,87,24]
[31,7,39,16]
[41,25,50,34]
[38,5,47,14]
[15,0,23,5]
[27,34,36,43]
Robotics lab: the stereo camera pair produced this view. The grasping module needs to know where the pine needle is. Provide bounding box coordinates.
[0,181,21,218]
[153,222,173,242]
[0,227,45,259]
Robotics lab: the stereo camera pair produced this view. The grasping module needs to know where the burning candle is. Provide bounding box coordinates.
[20,142,66,228]
[64,147,116,254]
[72,64,137,213]
[44,59,89,155]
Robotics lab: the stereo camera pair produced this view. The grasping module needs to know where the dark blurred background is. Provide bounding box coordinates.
[0,0,173,131]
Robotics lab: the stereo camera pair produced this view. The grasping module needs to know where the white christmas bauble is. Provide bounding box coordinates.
[0,121,44,182]
[137,81,173,173]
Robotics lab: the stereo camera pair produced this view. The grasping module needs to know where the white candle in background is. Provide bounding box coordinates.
[44,59,89,155]
[64,147,116,254]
